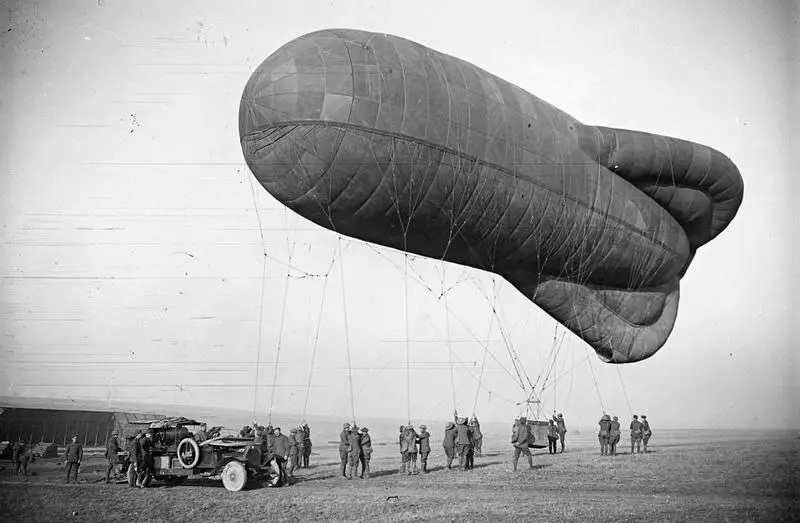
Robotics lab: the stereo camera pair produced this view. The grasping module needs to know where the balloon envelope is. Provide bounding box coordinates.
[239,29,743,363]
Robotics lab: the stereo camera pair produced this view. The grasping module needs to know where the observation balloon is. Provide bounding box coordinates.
[238,29,744,363]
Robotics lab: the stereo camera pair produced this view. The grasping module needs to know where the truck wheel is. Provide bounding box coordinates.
[222,461,247,492]
[177,438,200,469]
[265,459,284,488]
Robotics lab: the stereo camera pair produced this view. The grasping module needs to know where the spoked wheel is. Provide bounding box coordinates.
[221,461,247,492]
[264,459,285,488]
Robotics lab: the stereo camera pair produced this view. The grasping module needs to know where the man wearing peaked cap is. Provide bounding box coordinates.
[359,427,372,478]
[339,423,351,478]
[443,421,457,470]
[105,430,121,483]
[417,425,431,474]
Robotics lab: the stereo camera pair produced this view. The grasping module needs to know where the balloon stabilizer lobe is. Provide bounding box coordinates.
[239,29,744,364]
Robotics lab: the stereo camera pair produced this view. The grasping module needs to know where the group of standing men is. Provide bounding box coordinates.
[440,412,483,472]
[338,422,373,479]
[11,441,35,477]
[245,421,312,477]
[546,413,568,454]
[597,414,652,455]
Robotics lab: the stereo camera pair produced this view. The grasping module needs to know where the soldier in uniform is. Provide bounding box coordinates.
[130,431,143,487]
[301,422,312,468]
[359,427,372,478]
[138,431,153,488]
[598,413,611,455]
[556,413,567,453]
[398,425,406,474]
[417,425,431,474]
[287,429,299,477]
[105,431,121,483]
[346,425,362,479]
[547,419,559,454]
[401,424,419,475]
[339,422,351,478]
[641,415,652,452]
[512,417,533,471]
[64,435,83,484]
[630,414,643,454]
[609,415,621,456]
[454,412,472,471]
[295,426,305,469]
[443,421,457,470]
[466,426,476,470]
[470,417,483,457]
[12,441,22,475]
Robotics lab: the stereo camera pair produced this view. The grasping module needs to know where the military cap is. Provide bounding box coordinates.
[419,424,427,429]
[361,427,369,432]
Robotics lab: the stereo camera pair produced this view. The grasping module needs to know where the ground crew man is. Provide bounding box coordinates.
[398,425,407,473]
[139,431,153,488]
[301,422,312,467]
[547,419,559,454]
[339,422,351,478]
[272,427,290,471]
[641,415,652,452]
[443,421,457,470]
[14,441,33,477]
[598,413,611,455]
[130,431,143,488]
[401,424,419,475]
[630,415,643,454]
[360,427,372,478]
[470,417,483,457]
[609,416,621,456]
[12,441,22,475]
[105,431,121,483]
[347,425,362,479]
[295,427,305,469]
[466,427,476,470]
[417,425,431,473]
[454,412,472,471]
[556,413,567,452]
[287,429,299,477]
[512,417,533,471]
[65,435,83,484]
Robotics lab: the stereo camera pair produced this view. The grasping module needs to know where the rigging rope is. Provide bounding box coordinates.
[404,252,411,423]
[472,277,496,415]
[616,362,634,416]
[301,255,336,420]
[441,262,457,412]
[337,236,357,424]
[245,170,269,422]
[267,242,294,425]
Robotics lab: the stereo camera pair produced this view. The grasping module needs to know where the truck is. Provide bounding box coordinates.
[125,417,285,491]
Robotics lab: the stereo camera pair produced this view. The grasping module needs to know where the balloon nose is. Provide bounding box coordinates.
[239,30,360,139]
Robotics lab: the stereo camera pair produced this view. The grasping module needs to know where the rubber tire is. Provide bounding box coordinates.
[266,459,284,488]
[221,461,247,492]
[177,438,201,469]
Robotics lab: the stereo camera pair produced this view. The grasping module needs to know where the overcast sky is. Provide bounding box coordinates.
[1,0,797,430]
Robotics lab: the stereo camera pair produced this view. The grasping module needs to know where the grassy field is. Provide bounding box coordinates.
[1,429,797,522]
